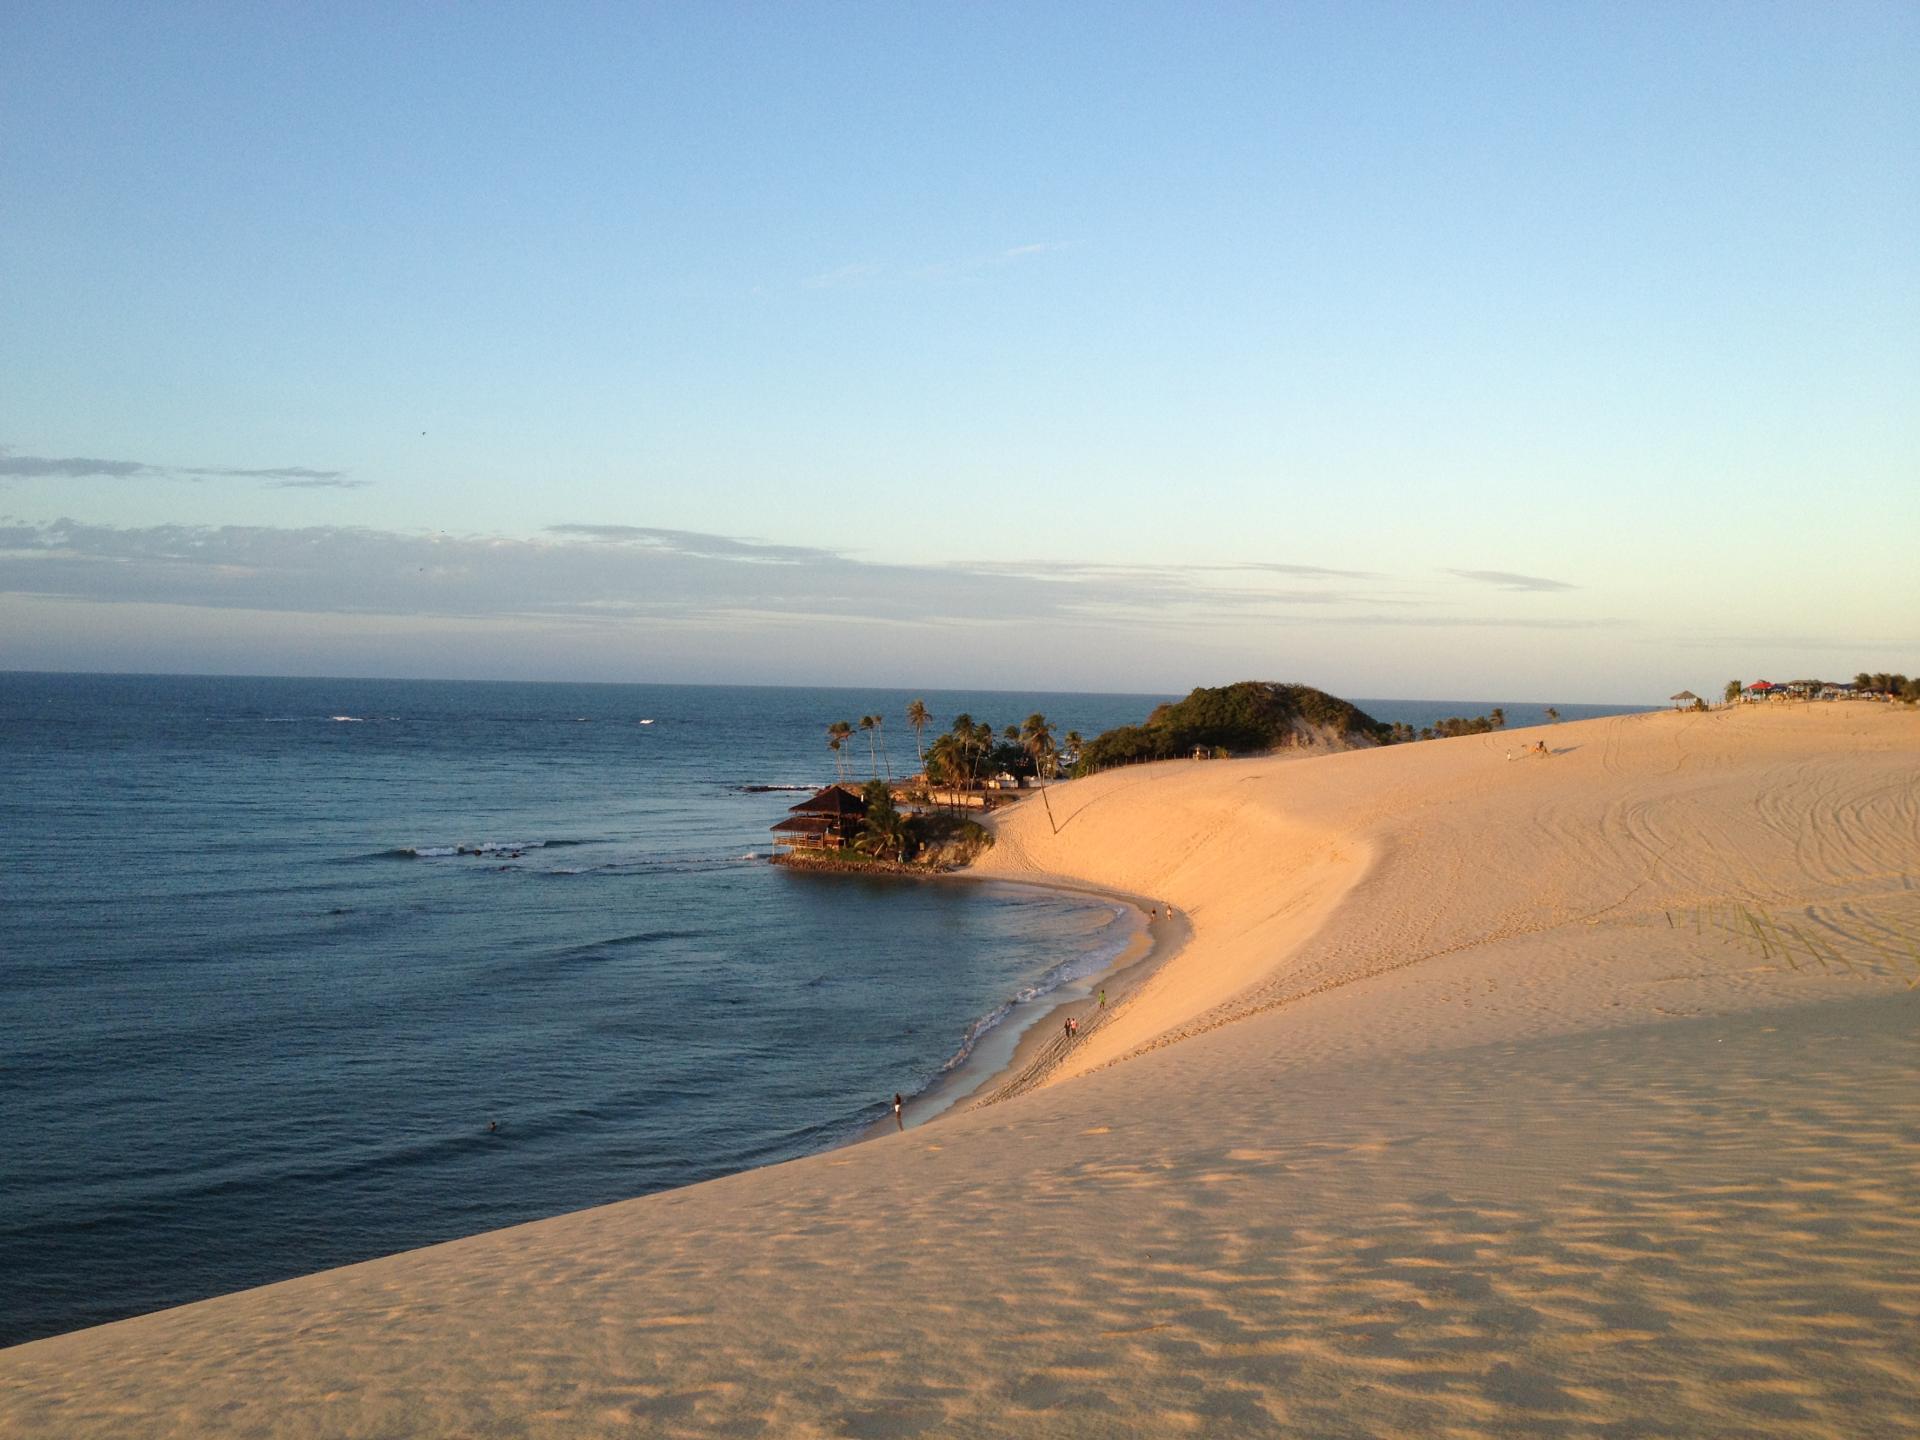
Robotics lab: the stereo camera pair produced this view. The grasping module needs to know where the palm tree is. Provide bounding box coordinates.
[1021,712,1057,778]
[949,714,975,789]
[827,719,854,781]
[859,715,880,779]
[925,733,967,811]
[906,699,930,767]
[998,725,1024,781]
[856,786,913,862]
[1488,708,1505,730]
[973,721,995,783]
[1064,730,1083,768]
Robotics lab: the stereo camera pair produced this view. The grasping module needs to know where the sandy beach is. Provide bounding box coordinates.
[861,878,1179,1138]
[4,703,1916,1437]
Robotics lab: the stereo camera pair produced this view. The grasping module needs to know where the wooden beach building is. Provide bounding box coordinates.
[770,784,868,853]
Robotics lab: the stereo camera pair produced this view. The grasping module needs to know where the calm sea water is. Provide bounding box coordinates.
[0,674,1646,1346]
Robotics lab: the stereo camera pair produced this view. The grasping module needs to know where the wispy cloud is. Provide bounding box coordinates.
[1316,613,1624,630]
[0,455,149,479]
[268,477,372,490]
[801,262,886,290]
[182,465,348,482]
[544,524,835,565]
[803,241,1067,290]
[1209,561,1383,581]
[962,558,1379,583]
[0,449,353,487]
[1445,568,1576,593]
[916,240,1069,282]
[0,517,1614,639]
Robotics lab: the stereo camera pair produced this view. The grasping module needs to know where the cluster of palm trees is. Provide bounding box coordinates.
[923,710,1075,790]
[1853,671,1917,699]
[823,714,893,782]
[826,701,1083,790]
[854,780,912,861]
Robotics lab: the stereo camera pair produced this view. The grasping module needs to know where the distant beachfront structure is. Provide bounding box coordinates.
[1732,679,1888,702]
[769,784,868,852]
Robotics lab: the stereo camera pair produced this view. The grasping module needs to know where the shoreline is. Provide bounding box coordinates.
[854,869,1191,1140]
[8,706,1917,1436]
[958,881,1190,1113]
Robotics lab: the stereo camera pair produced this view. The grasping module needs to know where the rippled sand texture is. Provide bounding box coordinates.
[3,704,1915,1437]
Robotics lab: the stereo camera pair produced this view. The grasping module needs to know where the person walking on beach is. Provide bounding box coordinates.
[892,1093,904,1131]
[1098,988,1107,1009]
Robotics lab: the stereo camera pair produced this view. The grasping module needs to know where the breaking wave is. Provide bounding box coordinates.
[930,902,1132,1078]
[372,839,593,860]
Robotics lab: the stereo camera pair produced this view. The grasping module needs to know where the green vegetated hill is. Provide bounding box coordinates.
[1073,682,1389,776]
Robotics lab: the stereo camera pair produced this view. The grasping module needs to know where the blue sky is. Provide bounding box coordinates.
[3,2,1915,699]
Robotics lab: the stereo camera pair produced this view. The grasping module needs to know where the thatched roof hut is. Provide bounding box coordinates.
[771,785,868,851]
[786,785,868,818]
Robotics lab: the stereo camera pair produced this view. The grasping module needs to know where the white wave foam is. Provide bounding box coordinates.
[939,999,1016,1073]
[397,840,554,858]
[936,903,1133,1074]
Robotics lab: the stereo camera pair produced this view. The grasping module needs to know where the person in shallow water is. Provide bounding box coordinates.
[892,1094,904,1131]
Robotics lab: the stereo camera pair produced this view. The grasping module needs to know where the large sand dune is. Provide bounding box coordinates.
[4,705,1915,1437]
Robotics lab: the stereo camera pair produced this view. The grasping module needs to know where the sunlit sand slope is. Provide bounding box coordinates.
[3,705,1915,1438]
[974,705,1919,1088]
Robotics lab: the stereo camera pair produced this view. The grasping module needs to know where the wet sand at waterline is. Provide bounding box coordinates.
[4,704,1916,1437]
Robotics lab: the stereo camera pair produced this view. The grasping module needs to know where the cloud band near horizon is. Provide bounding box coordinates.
[0,517,1602,633]
[0,451,356,485]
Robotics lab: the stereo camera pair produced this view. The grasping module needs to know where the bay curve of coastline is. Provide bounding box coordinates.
[4,703,1917,1437]
[882,872,1191,1133]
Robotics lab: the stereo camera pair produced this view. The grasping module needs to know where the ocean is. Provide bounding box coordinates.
[0,673,1646,1346]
